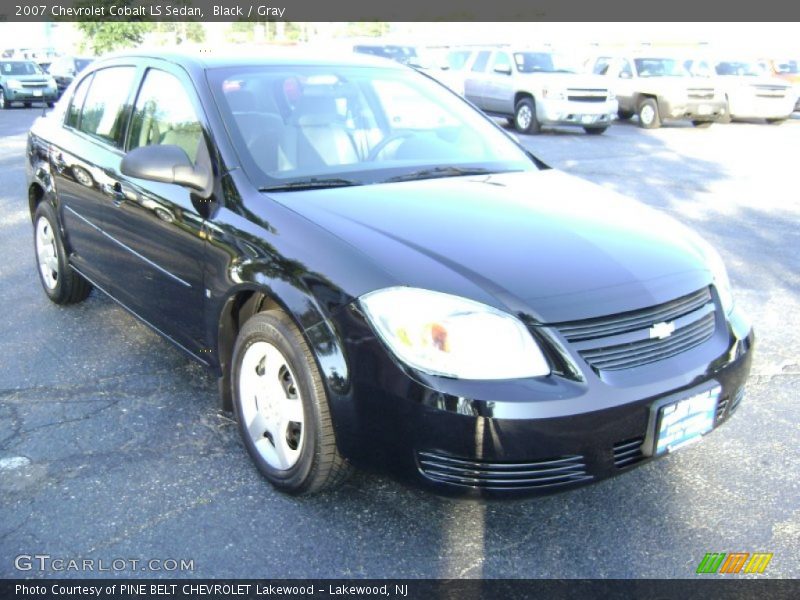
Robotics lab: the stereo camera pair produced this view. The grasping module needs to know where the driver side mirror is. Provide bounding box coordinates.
[121,145,211,197]
[494,64,512,75]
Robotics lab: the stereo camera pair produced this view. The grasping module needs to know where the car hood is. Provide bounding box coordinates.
[270,170,713,323]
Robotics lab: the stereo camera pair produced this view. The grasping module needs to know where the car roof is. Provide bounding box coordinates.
[93,48,406,71]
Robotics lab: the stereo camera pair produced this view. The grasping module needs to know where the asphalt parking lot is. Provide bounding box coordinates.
[1,107,798,579]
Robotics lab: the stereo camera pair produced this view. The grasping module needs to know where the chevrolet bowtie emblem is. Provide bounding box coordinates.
[650,321,676,339]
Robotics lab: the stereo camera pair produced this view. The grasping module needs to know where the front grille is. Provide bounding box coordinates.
[613,437,646,468]
[688,88,715,100]
[417,451,592,490]
[754,85,787,98]
[567,88,607,103]
[556,288,716,371]
[22,82,47,88]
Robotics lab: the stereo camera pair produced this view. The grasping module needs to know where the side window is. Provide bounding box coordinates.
[493,52,512,73]
[471,51,491,73]
[65,73,93,128]
[127,69,203,163]
[593,58,610,75]
[77,67,137,146]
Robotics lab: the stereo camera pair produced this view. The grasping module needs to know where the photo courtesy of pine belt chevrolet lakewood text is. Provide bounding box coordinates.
[26,50,754,496]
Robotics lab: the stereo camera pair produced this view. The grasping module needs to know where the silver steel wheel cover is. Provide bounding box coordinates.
[517,105,532,129]
[35,216,59,290]
[239,341,305,470]
[640,104,655,125]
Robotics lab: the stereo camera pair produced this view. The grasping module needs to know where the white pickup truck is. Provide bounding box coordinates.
[460,47,618,135]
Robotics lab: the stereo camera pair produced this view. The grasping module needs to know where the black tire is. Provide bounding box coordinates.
[505,117,515,127]
[766,118,787,125]
[0,88,8,110]
[583,126,608,135]
[514,97,540,134]
[637,97,661,129]
[231,310,352,495]
[617,109,634,120]
[692,121,713,128]
[33,202,92,304]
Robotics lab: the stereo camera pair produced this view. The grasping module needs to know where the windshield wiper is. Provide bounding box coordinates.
[259,177,362,192]
[384,166,495,183]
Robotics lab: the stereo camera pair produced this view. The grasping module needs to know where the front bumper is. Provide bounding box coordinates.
[658,97,727,122]
[537,98,618,128]
[5,87,57,103]
[728,93,795,119]
[329,302,754,497]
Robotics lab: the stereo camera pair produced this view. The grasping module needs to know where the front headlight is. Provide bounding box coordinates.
[542,88,566,100]
[696,240,734,314]
[359,287,550,380]
[6,79,22,90]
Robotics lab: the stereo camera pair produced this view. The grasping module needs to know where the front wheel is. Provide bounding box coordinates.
[692,120,713,128]
[637,98,661,129]
[33,202,92,304]
[231,310,352,495]
[514,97,540,134]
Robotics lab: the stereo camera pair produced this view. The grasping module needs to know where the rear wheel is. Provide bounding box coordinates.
[514,97,540,134]
[231,310,352,495]
[637,98,661,129]
[692,120,713,128]
[583,126,608,135]
[617,109,634,120]
[766,118,787,125]
[33,202,92,304]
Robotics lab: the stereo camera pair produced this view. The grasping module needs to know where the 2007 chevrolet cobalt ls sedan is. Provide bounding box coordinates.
[26,51,753,496]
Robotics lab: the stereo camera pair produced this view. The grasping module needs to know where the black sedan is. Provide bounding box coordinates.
[25,51,754,496]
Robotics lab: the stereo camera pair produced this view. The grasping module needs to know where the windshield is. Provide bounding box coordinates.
[209,65,534,189]
[715,61,763,76]
[513,52,577,74]
[774,59,799,74]
[634,58,689,78]
[0,61,42,76]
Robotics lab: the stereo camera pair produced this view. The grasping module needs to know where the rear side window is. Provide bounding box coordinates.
[127,69,203,163]
[65,73,93,128]
[77,67,137,146]
[471,51,491,73]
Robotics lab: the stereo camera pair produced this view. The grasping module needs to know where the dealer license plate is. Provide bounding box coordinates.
[655,386,720,455]
[33,90,42,97]
[581,115,597,124]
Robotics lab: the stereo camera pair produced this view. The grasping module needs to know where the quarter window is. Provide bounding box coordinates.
[65,73,93,129]
[77,67,136,146]
[127,69,203,163]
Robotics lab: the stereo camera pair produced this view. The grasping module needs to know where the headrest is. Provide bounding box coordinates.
[291,95,340,127]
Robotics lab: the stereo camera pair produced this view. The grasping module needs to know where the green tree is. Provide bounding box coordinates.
[77,22,152,54]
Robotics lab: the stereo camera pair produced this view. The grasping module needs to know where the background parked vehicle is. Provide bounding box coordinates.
[760,58,800,111]
[686,58,796,124]
[0,59,57,108]
[591,53,726,128]
[462,47,618,134]
[46,55,94,97]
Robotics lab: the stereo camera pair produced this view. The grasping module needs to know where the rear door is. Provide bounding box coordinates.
[463,50,492,108]
[103,63,209,355]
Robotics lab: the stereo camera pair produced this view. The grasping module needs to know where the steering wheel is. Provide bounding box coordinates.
[366,131,416,161]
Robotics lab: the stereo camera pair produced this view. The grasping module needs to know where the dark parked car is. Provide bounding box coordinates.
[26,51,753,496]
[47,55,94,97]
[0,59,58,108]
